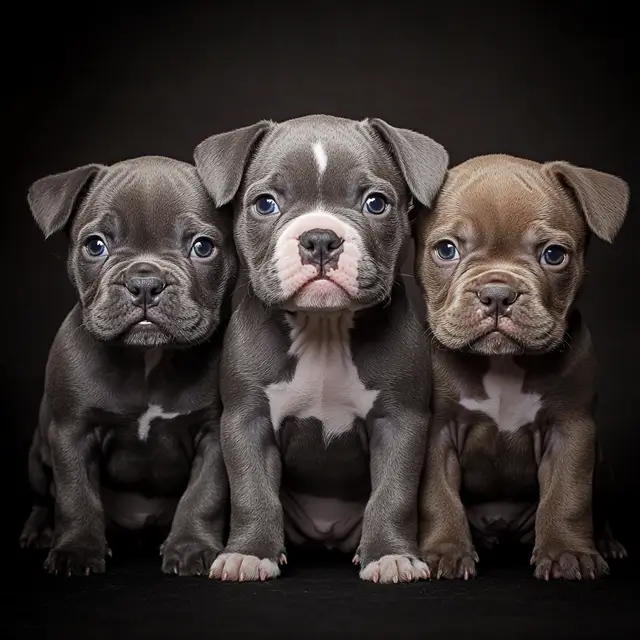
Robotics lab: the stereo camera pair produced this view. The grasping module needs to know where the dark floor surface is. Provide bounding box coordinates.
[6,539,639,639]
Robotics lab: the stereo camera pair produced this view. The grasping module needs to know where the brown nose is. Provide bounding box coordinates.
[478,284,519,316]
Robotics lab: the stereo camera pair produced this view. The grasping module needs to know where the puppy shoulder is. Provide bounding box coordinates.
[44,305,97,412]
[220,298,287,389]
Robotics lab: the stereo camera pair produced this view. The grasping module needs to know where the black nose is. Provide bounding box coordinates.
[477,284,519,315]
[125,262,166,308]
[298,229,343,268]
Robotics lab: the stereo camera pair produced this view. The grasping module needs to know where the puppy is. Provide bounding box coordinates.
[414,154,629,580]
[193,114,448,583]
[19,156,237,576]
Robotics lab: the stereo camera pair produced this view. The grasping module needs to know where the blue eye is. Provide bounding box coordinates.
[541,245,567,267]
[85,235,108,257]
[364,194,388,215]
[190,237,215,259]
[254,196,280,216]
[434,240,459,261]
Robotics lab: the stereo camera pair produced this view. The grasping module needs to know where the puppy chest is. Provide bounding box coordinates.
[459,358,542,434]
[265,313,379,441]
[455,358,542,496]
[99,406,198,492]
[279,420,371,501]
[100,404,193,443]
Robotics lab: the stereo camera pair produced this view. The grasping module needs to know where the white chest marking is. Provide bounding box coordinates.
[459,358,542,433]
[312,140,328,175]
[137,404,180,441]
[265,312,379,442]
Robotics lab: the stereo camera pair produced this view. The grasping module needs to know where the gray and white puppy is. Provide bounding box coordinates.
[194,114,448,583]
[415,154,629,580]
[19,156,237,576]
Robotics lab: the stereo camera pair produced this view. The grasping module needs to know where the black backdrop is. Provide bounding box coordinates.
[3,0,639,628]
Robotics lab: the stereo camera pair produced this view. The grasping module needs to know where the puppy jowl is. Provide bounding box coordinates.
[20,156,237,577]
[195,114,449,583]
[414,154,629,581]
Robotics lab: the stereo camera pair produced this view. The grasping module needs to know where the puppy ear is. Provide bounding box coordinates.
[28,164,104,239]
[367,118,449,208]
[194,120,273,207]
[545,161,630,243]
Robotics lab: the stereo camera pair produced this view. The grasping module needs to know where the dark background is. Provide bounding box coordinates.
[4,1,639,637]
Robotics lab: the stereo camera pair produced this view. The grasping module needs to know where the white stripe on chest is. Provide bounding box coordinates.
[265,312,379,441]
[459,357,542,433]
[137,404,180,441]
[137,348,180,440]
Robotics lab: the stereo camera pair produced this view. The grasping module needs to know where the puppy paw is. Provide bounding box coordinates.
[531,547,609,580]
[44,544,106,576]
[19,513,54,550]
[423,545,478,580]
[209,552,281,582]
[596,536,628,561]
[160,538,221,577]
[359,555,429,584]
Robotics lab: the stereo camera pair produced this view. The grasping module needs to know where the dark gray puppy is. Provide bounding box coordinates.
[19,156,237,576]
[194,114,448,583]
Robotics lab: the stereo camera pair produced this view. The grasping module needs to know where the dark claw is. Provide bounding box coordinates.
[161,540,220,577]
[44,545,106,576]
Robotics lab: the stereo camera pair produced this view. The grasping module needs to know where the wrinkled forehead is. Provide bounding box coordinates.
[74,169,223,241]
[244,122,404,202]
[431,175,586,248]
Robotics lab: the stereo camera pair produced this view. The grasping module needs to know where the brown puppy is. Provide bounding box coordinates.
[415,154,629,580]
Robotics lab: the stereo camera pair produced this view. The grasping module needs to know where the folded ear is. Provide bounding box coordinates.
[545,161,630,243]
[193,120,273,208]
[28,164,104,239]
[367,118,449,208]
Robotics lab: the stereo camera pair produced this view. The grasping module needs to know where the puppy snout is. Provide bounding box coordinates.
[124,262,166,308]
[477,284,519,316]
[298,228,344,270]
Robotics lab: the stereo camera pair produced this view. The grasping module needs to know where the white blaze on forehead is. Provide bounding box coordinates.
[273,211,362,300]
[459,357,542,433]
[312,140,328,175]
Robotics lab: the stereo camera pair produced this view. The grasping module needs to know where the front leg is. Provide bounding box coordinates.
[209,410,284,582]
[532,417,608,580]
[357,411,430,584]
[45,421,107,576]
[418,421,478,579]
[161,424,228,576]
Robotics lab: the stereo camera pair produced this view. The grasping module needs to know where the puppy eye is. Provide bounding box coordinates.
[254,196,280,216]
[84,235,108,258]
[190,237,215,259]
[540,245,568,268]
[363,193,389,215]
[434,240,459,262]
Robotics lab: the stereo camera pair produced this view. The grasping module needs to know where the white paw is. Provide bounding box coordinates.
[209,552,281,582]
[359,554,430,584]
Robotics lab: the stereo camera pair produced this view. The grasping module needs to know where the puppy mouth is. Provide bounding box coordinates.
[116,313,176,348]
[475,315,521,337]
[474,327,521,344]
[287,275,354,311]
[129,317,159,330]
[465,317,555,355]
[297,275,351,297]
[125,315,168,336]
